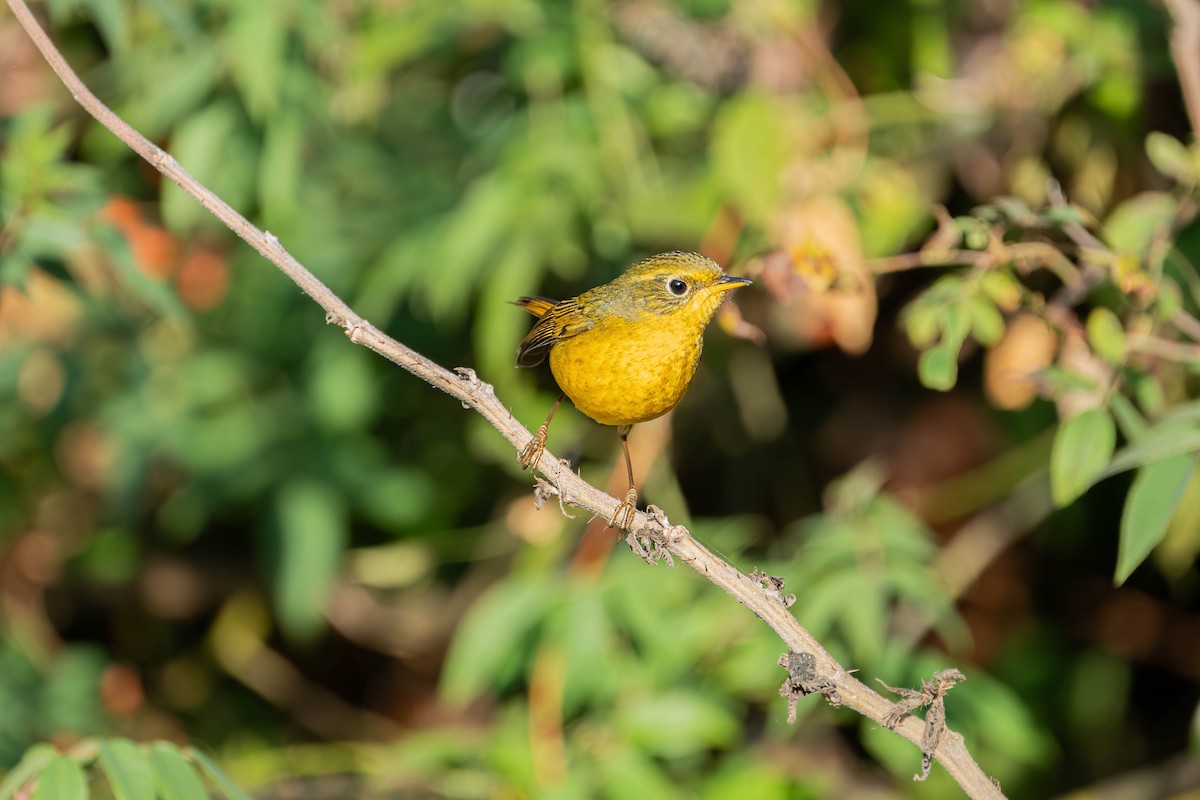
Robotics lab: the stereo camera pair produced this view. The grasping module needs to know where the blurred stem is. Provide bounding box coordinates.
[528,645,568,790]
[870,241,1080,288]
[895,478,1055,651]
[1128,332,1200,362]
[1172,309,1200,342]
[797,25,869,187]
[1,589,61,669]
[937,482,1053,604]
[209,593,403,740]
[1164,0,1200,139]
[904,430,1054,525]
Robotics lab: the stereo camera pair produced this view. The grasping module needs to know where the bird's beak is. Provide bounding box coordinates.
[713,275,752,292]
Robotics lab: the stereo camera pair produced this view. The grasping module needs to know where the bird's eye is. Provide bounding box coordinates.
[667,278,688,296]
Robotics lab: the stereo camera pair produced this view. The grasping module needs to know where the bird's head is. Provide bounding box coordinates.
[613,251,751,324]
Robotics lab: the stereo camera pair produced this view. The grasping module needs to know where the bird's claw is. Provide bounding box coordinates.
[608,487,639,530]
[519,426,548,471]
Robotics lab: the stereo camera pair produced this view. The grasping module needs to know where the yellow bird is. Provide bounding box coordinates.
[514,251,751,529]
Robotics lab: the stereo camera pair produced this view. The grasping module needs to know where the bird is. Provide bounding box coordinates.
[513,251,751,529]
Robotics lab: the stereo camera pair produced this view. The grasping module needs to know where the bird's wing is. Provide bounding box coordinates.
[515,297,594,367]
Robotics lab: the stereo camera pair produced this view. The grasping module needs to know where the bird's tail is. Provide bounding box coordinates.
[512,296,556,318]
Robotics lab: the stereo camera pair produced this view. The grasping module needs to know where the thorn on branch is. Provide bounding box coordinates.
[778,650,840,723]
[750,567,796,608]
[877,669,965,782]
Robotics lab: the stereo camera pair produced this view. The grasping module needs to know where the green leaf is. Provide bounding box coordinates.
[148,743,209,800]
[1039,366,1101,394]
[711,94,789,225]
[426,174,522,320]
[701,756,793,800]
[856,162,929,257]
[0,743,58,799]
[1156,277,1184,322]
[1157,398,1200,426]
[1116,454,1197,584]
[903,302,941,348]
[1098,423,1200,481]
[980,270,1023,310]
[1107,392,1148,442]
[596,747,684,800]
[272,480,347,642]
[440,575,556,704]
[617,690,740,758]
[223,1,286,119]
[83,0,130,51]
[559,587,620,716]
[1086,307,1127,364]
[1145,132,1196,183]
[258,112,304,229]
[43,648,107,735]
[32,754,86,800]
[118,46,220,138]
[840,573,886,666]
[1129,370,1166,417]
[795,569,869,642]
[917,340,959,391]
[184,748,252,800]
[1104,192,1178,254]
[0,246,33,288]
[968,295,1005,347]
[307,340,380,433]
[97,739,155,800]
[942,302,971,347]
[1051,408,1116,506]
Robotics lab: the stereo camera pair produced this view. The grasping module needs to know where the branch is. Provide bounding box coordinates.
[4,2,1002,796]
[1164,0,1200,140]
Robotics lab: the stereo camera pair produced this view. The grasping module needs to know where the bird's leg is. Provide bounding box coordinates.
[519,392,564,471]
[608,425,639,530]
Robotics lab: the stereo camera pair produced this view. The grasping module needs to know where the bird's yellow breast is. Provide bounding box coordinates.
[548,311,705,427]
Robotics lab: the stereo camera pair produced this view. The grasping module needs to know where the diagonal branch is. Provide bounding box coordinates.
[3,1,1002,796]
[1164,0,1200,140]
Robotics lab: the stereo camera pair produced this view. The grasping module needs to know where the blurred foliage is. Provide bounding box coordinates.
[2,0,1200,798]
[0,738,251,800]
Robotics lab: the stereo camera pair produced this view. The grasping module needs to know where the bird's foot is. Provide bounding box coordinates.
[607,487,639,530]
[519,425,548,471]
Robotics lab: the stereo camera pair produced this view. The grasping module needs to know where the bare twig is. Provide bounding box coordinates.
[209,595,403,741]
[1128,331,1200,361]
[1045,181,1111,308]
[1164,0,1200,139]
[3,1,1003,796]
[869,241,1080,287]
[1173,309,1200,342]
